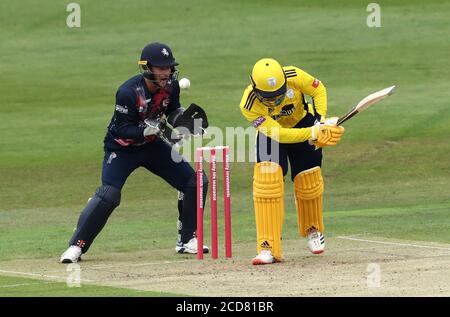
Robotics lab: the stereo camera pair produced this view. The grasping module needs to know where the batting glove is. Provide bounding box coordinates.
[311,122,345,148]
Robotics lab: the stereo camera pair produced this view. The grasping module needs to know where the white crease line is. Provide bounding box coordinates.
[0,281,57,288]
[337,236,450,251]
[3,259,209,274]
[0,269,94,282]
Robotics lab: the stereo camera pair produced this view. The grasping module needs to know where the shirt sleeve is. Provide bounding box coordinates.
[290,66,327,118]
[247,112,312,143]
[112,89,146,142]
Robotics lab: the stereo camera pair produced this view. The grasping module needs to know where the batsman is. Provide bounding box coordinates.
[239,58,345,265]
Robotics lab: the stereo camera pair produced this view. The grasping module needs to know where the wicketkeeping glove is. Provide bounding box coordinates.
[173,103,209,136]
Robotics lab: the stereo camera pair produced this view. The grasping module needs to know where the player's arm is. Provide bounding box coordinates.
[240,90,343,146]
[112,90,146,142]
[290,67,327,118]
[249,113,344,147]
[249,113,312,143]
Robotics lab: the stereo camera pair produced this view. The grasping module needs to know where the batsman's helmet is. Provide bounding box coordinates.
[250,58,286,107]
[138,42,179,83]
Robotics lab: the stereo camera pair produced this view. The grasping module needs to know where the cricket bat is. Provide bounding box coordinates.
[337,85,396,125]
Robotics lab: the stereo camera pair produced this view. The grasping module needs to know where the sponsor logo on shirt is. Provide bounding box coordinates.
[115,104,128,114]
[312,79,320,88]
[271,104,295,120]
[280,104,295,116]
[252,116,266,128]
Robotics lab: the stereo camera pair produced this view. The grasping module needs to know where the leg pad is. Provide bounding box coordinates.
[294,167,324,237]
[253,162,284,261]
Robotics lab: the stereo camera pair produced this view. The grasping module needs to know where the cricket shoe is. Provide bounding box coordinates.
[307,230,325,254]
[60,245,82,263]
[251,250,276,265]
[176,237,209,254]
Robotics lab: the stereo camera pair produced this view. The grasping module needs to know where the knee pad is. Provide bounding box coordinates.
[293,167,324,237]
[95,185,121,208]
[253,162,284,261]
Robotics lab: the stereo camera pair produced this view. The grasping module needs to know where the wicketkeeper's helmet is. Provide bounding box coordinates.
[138,42,179,84]
[250,58,286,107]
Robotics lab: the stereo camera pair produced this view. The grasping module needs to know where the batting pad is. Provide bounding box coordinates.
[253,162,284,261]
[294,166,324,237]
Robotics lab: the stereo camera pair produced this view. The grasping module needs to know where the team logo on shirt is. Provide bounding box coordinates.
[267,77,277,87]
[286,89,294,99]
[162,98,170,108]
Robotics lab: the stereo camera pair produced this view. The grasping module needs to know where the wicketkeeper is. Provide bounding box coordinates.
[239,58,345,265]
[60,42,209,263]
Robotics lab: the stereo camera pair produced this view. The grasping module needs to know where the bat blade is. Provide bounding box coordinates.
[337,85,396,125]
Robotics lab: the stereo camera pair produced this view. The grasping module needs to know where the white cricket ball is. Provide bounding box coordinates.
[179,77,191,90]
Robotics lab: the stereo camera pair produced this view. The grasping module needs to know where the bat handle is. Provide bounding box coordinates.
[337,111,358,126]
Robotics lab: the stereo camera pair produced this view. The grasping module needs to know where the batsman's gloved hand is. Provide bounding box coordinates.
[310,120,344,149]
[173,103,209,136]
[321,116,339,126]
[143,118,165,137]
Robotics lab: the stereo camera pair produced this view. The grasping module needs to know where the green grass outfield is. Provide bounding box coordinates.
[1,0,450,295]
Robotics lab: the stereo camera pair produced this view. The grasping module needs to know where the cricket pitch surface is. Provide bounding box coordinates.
[1,235,449,296]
